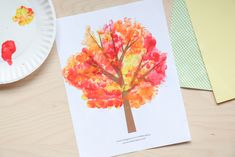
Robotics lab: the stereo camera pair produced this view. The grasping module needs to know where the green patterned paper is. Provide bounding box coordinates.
[170,0,211,90]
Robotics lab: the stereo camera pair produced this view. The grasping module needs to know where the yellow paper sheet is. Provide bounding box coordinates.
[185,0,235,103]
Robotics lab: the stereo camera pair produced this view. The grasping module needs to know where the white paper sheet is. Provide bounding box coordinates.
[56,1,191,157]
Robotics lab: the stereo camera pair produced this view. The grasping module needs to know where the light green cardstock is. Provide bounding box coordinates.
[170,0,211,90]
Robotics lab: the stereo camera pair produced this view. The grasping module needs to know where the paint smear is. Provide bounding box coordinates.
[12,6,34,26]
[1,40,16,65]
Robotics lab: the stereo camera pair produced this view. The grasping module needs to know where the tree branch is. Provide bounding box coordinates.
[126,83,138,93]
[139,61,161,80]
[119,30,135,64]
[89,31,120,80]
[118,38,140,86]
[98,33,103,49]
[119,37,139,65]
[142,78,155,85]
[88,31,102,49]
[128,38,139,50]
[85,53,119,84]
[109,26,125,86]
[109,27,118,60]
[126,77,155,93]
[127,61,161,92]
[119,40,130,63]
[141,62,148,69]
[130,56,143,86]
[108,28,120,69]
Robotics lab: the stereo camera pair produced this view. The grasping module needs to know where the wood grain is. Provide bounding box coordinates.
[0,0,235,157]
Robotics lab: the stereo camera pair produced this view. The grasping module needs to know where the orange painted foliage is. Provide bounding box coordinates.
[63,18,167,109]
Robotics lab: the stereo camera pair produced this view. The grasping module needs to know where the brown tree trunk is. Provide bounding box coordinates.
[122,91,136,133]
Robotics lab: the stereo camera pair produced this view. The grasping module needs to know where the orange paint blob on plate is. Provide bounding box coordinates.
[12,6,34,26]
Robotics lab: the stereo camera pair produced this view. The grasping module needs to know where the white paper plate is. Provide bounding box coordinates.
[0,0,56,84]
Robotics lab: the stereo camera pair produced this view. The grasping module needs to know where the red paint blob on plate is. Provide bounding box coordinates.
[1,40,16,65]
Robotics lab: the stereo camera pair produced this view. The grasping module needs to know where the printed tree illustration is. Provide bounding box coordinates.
[63,18,167,133]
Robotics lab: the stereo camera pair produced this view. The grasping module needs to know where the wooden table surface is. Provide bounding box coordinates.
[1,0,235,157]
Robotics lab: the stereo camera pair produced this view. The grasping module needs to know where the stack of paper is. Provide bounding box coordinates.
[185,0,235,103]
